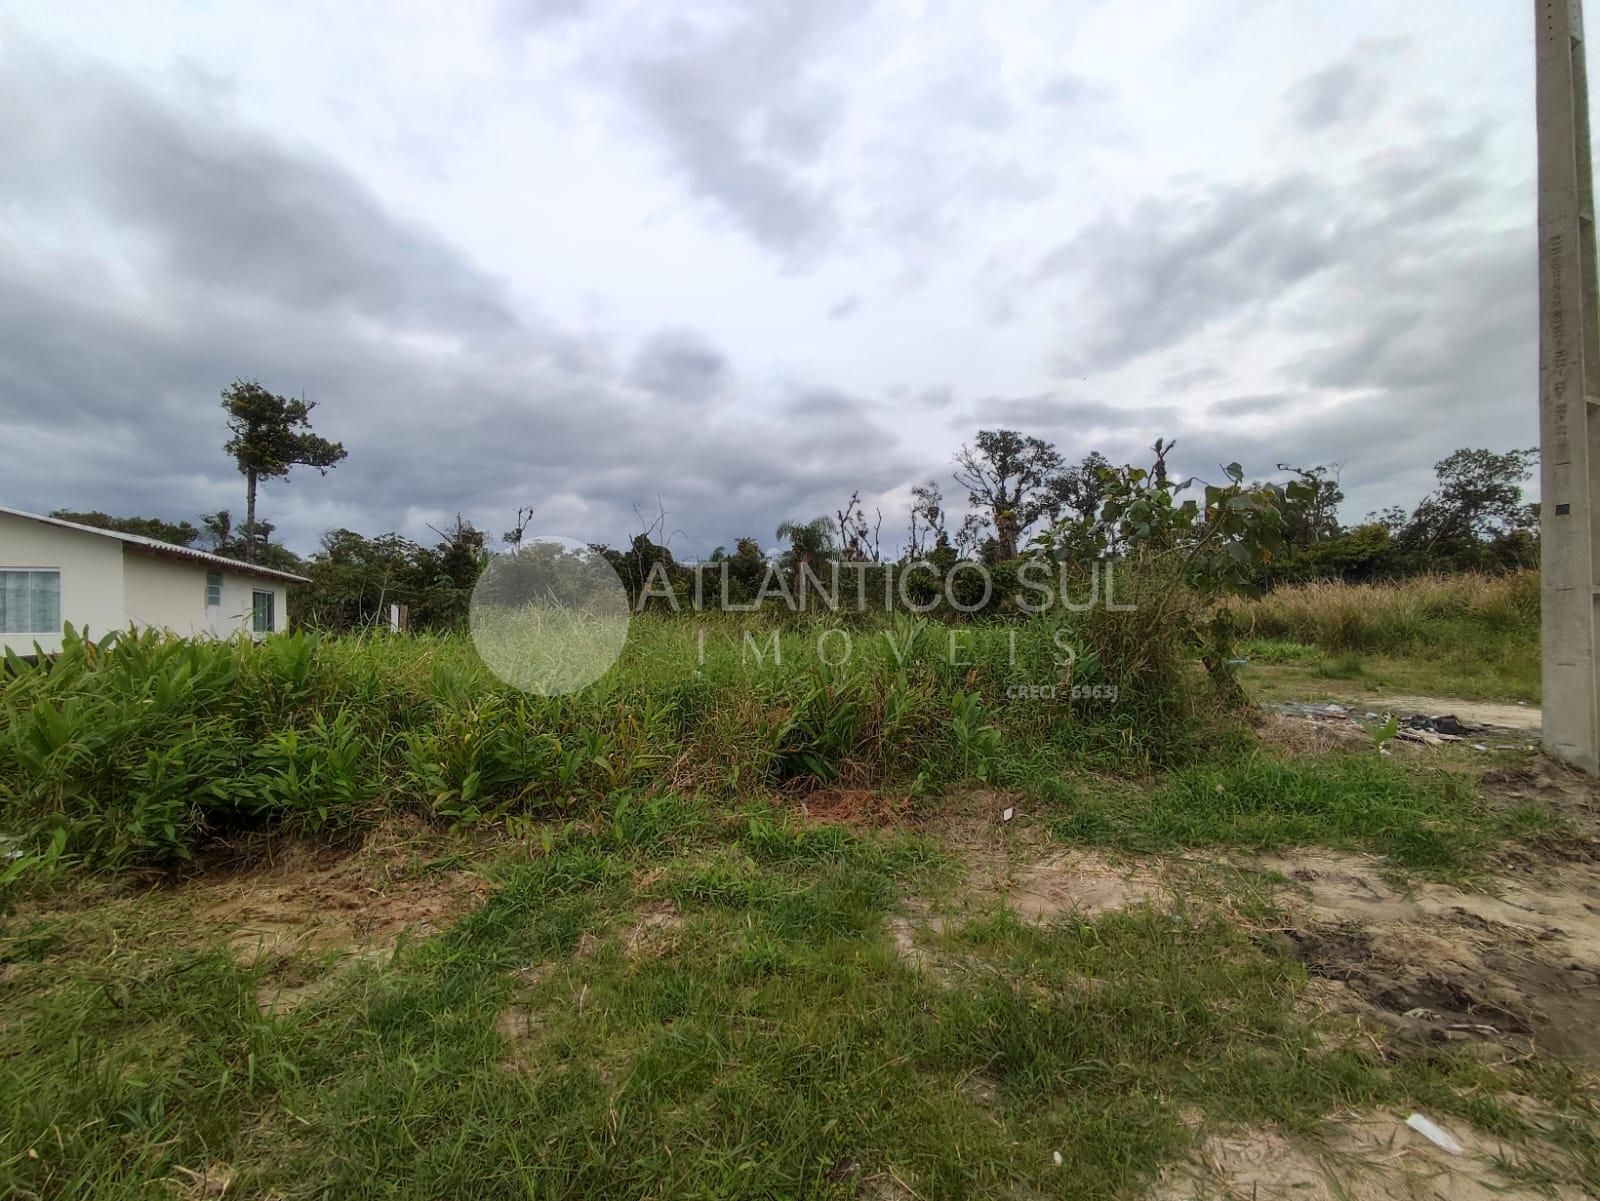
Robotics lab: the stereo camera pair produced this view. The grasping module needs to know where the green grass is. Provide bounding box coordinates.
[1045,749,1568,874]
[5,800,1591,1200]
[1243,648,1541,705]
[1,573,1590,1197]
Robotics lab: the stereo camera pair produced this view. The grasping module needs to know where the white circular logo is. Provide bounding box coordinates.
[469,537,630,695]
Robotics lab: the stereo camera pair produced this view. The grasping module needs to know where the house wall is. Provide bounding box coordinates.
[120,551,288,639]
[219,569,288,639]
[0,510,126,655]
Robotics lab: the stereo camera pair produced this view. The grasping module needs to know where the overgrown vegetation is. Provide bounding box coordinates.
[1229,570,1542,701]
[4,420,1580,1198]
[3,566,1592,1200]
[0,571,1210,874]
[1236,571,1539,656]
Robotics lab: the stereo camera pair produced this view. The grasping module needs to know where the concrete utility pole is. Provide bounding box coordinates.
[1529,0,1600,770]
[1538,0,1600,772]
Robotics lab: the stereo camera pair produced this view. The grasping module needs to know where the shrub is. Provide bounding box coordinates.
[1,586,1215,875]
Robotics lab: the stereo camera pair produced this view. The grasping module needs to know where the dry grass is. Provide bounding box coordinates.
[1232,571,1538,654]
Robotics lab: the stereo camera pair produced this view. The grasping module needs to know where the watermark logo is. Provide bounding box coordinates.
[470,541,1136,697]
[469,537,630,696]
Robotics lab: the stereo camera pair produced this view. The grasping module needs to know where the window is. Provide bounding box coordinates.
[205,571,223,607]
[251,589,275,634]
[0,570,61,634]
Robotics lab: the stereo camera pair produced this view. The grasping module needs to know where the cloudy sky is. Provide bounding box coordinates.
[0,2,1552,557]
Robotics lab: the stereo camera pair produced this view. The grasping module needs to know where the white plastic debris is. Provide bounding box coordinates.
[1405,1113,1464,1156]
[1001,807,1015,823]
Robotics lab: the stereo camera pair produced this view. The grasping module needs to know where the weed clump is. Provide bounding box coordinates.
[1,580,1208,875]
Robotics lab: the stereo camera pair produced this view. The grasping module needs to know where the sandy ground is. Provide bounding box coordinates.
[1152,1109,1591,1201]
[190,821,487,1012]
[169,740,1598,1197]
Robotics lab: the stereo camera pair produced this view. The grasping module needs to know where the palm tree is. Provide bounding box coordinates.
[775,517,835,583]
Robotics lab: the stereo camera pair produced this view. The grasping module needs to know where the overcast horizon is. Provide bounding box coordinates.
[0,2,1557,558]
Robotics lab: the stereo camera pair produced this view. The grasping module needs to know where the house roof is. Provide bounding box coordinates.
[0,506,311,584]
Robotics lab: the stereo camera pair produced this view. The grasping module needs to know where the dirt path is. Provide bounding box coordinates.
[1273,693,1541,732]
[1348,694,1541,732]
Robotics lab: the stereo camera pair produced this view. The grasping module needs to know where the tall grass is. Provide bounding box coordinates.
[1233,571,1539,654]
[0,575,1207,874]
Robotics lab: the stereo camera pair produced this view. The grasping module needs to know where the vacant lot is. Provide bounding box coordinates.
[2,574,1595,1199]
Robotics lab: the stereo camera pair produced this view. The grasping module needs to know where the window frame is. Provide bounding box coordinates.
[251,588,275,634]
[205,571,223,608]
[0,568,63,635]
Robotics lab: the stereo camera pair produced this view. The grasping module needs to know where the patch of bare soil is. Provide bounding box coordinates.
[495,962,555,1054]
[1260,851,1600,1064]
[987,849,1168,921]
[1257,713,1378,755]
[884,907,948,976]
[797,788,912,827]
[622,898,685,960]
[1152,1109,1587,1200]
[168,1162,237,1198]
[1482,758,1600,853]
[886,843,1172,981]
[1373,696,1543,733]
[192,822,487,1011]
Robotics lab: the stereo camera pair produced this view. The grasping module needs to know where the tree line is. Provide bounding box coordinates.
[48,382,1541,631]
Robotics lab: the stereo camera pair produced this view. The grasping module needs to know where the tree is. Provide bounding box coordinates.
[49,510,201,547]
[198,510,239,555]
[776,517,836,582]
[1035,457,1291,705]
[952,512,990,560]
[1039,451,1112,529]
[419,516,489,628]
[221,379,347,562]
[1399,447,1538,561]
[834,491,881,562]
[195,508,304,574]
[953,429,1064,560]
[905,480,949,560]
[502,505,536,548]
[1271,464,1344,549]
[302,528,424,630]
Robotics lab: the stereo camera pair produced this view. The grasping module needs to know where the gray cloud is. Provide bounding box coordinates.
[1285,63,1381,132]
[1037,72,1113,109]
[1039,123,1495,374]
[953,395,1181,437]
[1209,394,1290,418]
[0,9,1545,554]
[499,0,593,28]
[629,330,729,404]
[1284,40,1406,132]
[617,2,859,257]
[0,51,518,340]
[0,40,916,557]
[1164,364,1225,391]
[1168,229,1535,521]
[1040,174,1347,372]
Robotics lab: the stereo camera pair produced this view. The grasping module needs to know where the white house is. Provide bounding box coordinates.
[0,506,308,655]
